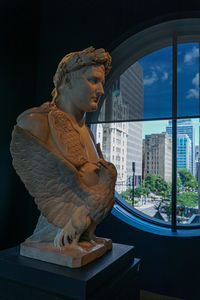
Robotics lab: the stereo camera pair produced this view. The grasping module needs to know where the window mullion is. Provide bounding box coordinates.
[199,43,200,115]
[172,35,177,232]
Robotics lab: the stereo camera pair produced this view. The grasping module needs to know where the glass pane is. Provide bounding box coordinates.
[95,120,172,224]
[97,46,172,122]
[139,47,172,120]
[172,118,200,225]
[177,43,200,117]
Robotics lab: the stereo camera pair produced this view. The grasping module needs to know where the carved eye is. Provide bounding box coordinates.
[88,78,98,84]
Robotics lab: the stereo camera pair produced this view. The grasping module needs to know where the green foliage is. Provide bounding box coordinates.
[177,192,198,208]
[178,169,198,188]
[120,173,171,203]
[120,188,132,201]
[125,199,133,205]
[134,185,150,197]
[163,201,172,219]
[120,188,140,206]
[177,177,183,192]
[144,173,170,193]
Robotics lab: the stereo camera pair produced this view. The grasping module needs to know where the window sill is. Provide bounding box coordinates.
[112,196,200,237]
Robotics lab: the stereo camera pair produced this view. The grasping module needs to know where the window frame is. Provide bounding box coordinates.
[88,18,200,233]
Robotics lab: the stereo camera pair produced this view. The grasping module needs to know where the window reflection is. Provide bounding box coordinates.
[177,43,200,117]
[97,46,172,123]
[139,46,172,119]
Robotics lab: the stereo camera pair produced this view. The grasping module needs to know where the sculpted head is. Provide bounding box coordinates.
[52,47,111,113]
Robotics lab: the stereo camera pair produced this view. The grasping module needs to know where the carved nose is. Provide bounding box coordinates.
[96,83,104,97]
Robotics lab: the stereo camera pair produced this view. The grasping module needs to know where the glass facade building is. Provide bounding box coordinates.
[177,134,192,171]
[166,119,195,175]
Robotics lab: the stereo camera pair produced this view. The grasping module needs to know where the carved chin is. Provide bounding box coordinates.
[89,101,98,111]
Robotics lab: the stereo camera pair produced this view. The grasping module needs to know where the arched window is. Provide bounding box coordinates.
[87,19,200,232]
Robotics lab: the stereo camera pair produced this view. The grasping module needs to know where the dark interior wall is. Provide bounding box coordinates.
[0,0,41,248]
[96,213,200,299]
[1,0,200,298]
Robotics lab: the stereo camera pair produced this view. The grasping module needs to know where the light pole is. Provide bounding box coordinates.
[132,162,135,207]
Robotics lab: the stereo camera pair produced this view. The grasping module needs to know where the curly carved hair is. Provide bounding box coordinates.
[52,46,111,102]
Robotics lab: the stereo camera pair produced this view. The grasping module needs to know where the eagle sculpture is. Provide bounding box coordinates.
[10,123,117,249]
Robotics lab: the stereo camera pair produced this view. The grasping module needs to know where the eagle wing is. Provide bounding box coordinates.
[10,125,100,229]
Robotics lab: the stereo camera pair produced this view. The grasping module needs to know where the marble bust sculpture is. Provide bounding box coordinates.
[10,47,117,267]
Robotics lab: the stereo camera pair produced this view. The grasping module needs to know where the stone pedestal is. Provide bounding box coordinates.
[20,238,112,268]
[0,243,141,300]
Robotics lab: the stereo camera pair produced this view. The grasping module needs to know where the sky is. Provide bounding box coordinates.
[138,42,200,146]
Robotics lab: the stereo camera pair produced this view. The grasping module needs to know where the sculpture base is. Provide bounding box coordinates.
[20,238,112,268]
[0,243,140,300]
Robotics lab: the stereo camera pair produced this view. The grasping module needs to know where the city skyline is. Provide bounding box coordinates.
[93,42,200,190]
[139,41,199,148]
[142,119,199,146]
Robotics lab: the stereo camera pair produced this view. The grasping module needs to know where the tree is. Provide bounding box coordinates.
[144,174,157,192]
[177,192,198,208]
[120,173,170,206]
[177,177,183,192]
[144,173,170,193]
[178,169,198,188]
[134,185,150,198]
[120,188,132,201]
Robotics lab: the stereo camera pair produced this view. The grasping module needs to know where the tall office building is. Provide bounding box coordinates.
[195,145,199,161]
[120,63,143,187]
[177,134,192,171]
[96,90,128,193]
[166,119,195,175]
[195,145,199,180]
[144,133,172,182]
[142,139,146,180]
[96,62,143,192]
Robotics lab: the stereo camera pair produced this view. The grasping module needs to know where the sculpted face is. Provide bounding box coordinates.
[61,65,105,113]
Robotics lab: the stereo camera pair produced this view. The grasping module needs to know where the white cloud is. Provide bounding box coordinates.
[184,46,199,64]
[143,71,158,86]
[150,65,161,71]
[192,73,199,87]
[186,73,199,99]
[161,72,168,81]
[186,88,199,99]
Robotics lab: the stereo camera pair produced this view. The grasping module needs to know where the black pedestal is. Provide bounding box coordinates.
[0,243,141,300]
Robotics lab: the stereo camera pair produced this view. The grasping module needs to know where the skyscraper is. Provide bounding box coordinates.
[177,134,192,171]
[96,62,143,192]
[195,145,199,180]
[166,119,195,175]
[120,63,143,187]
[96,90,128,193]
[144,132,172,182]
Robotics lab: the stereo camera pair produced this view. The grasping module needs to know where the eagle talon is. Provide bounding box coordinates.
[90,240,96,245]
